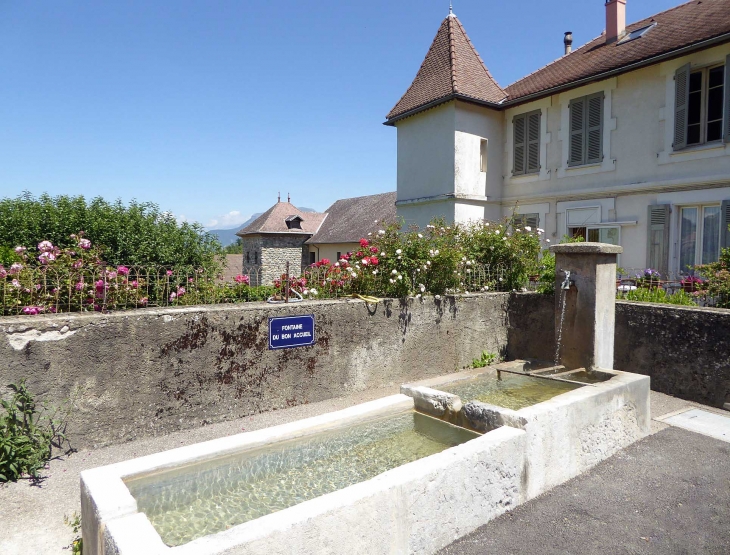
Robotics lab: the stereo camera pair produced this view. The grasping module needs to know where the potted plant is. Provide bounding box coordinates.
[680,275,704,293]
[635,268,662,289]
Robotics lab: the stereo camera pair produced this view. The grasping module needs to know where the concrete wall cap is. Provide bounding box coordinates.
[549,242,623,255]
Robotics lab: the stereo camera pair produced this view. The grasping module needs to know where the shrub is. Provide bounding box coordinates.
[0,380,71,482]
[619,287,697,306]
[471,351,499,368]
[0,192,223,267]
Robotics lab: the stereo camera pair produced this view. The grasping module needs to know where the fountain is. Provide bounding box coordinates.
[81,242,649,555]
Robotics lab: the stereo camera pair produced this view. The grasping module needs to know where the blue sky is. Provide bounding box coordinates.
[0,0,681,229]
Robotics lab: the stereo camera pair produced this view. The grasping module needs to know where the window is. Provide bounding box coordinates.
[514,213,539,229]
[254,252,258,264]
[568,227,620,245]
[480,139,488,173]
[568,93,603,167]
[309,252,316,265]
[617,23,656,45]
[674,59,729,150]
[336,251,341,261]
[246,252,250,264]
[679,205,721,272]
[513,111,540,175]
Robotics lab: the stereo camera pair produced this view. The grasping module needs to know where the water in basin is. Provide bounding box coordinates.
[558,370,613,384]
[439,372,582,410]
[125,411,479,547]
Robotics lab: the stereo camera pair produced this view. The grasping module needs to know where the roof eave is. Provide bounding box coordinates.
[504,31,730,107]
[384,93,505,126]
[235,231,315,237]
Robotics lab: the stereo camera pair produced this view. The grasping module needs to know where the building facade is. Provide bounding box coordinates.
[387,0,730,275]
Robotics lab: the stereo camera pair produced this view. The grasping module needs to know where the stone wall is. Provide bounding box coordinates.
[0,294,510,448]
[614,301,730,409]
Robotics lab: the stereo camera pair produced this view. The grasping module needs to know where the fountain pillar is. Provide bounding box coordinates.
[549,242,623,370]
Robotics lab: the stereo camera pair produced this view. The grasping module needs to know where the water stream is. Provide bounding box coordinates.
[554,286,568,366]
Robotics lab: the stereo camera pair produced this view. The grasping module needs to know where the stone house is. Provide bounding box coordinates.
[235,193,397,284]
[236,200,326,285]
[387,0,730,275]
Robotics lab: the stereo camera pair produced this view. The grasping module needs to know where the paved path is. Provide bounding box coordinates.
[440,413,730,554]
[0,389,727,554]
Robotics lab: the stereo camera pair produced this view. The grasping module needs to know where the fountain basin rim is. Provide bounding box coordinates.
[550,242,623,255]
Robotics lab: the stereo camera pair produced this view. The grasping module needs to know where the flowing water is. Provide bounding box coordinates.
[126,411,479,547]
[439,372,582,411]
[554,287,568,366]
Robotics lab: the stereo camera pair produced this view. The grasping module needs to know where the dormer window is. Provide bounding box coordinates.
[285,215,303,230]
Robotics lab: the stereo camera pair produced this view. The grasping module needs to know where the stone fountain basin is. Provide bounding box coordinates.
[401,361,650,499]
[81,394,526,555]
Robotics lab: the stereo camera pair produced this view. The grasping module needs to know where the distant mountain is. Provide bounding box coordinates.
[209,207,318,246]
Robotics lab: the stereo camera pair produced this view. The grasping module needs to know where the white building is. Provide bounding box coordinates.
[386,0,730,275]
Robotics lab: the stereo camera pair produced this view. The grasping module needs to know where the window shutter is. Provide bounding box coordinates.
[527,111,541,173]
[721,200,730,250]
[526,214,539,229]
[569,97,585,166]
[586,93,604,164]
[674,63,690,150]
[724,55,730,144]
[513,115,526,175]
[647,205,670,276]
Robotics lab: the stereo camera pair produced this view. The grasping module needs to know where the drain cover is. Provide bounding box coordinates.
[660,409,730,443]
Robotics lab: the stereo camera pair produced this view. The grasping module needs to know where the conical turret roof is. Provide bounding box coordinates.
[386,14,506,122]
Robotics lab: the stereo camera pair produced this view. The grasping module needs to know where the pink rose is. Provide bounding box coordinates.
[75,281,84,291]
[9,263,23,275]
[37,241,54,252]
[0,266,6,279]
[234,274,250,285]
[166,270,173,277]
[14,246,27,254]
[169,292,177,301]
[117,266,129,276]
[78,239,92,250]
[138,297,148,306]
[106,271,117,280]
[130,280,139,289]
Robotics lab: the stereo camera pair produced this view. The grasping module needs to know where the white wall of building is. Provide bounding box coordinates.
[397,42,730,272]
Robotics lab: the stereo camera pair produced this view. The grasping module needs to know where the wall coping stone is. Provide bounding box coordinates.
[550,242,623,254]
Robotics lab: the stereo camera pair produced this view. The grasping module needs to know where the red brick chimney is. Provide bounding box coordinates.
[606,0,626,43]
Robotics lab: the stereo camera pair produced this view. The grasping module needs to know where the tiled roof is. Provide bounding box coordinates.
[386,14,506,121]
[236,202,327,236]
[506,0,730,101]
[306,192,397,244]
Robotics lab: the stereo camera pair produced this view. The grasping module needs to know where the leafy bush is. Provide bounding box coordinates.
[309,217,544,298]
[471,351,499,368]
[696,247,730,308]
[619,287,697,306]
[0,380,70,482]
[0,193,223,267]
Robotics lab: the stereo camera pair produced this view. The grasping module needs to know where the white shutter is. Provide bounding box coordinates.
[586,93,604,164]
[569,97,585,166]
[526,111,541,173]
[674,63,691,150]
[647,205,670,276]
[721,200,730,250]
[724,55,730,144]
[513,115,526,175]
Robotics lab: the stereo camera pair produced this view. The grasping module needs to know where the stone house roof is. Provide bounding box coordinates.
[386,13,506,121]
[386,0,730,122]
[236,201,327,236]
[306,192,397,245]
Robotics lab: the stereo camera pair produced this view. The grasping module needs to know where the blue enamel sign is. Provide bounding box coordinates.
[269,315,316,350]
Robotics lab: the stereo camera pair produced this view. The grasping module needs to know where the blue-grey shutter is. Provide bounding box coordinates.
[647,205,670,276]
[569,97,585,166]
[526,111,541,173]
[586,93,604,164]
[513,115,526,175]
[721,200,730,250]
[724,55,730,144]
[674,63,690,150]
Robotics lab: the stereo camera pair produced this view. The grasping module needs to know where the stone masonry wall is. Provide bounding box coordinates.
[240,234,309,286]
[0,294,510,448]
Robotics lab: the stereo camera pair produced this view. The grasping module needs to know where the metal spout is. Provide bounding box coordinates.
[561,269,575,290]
